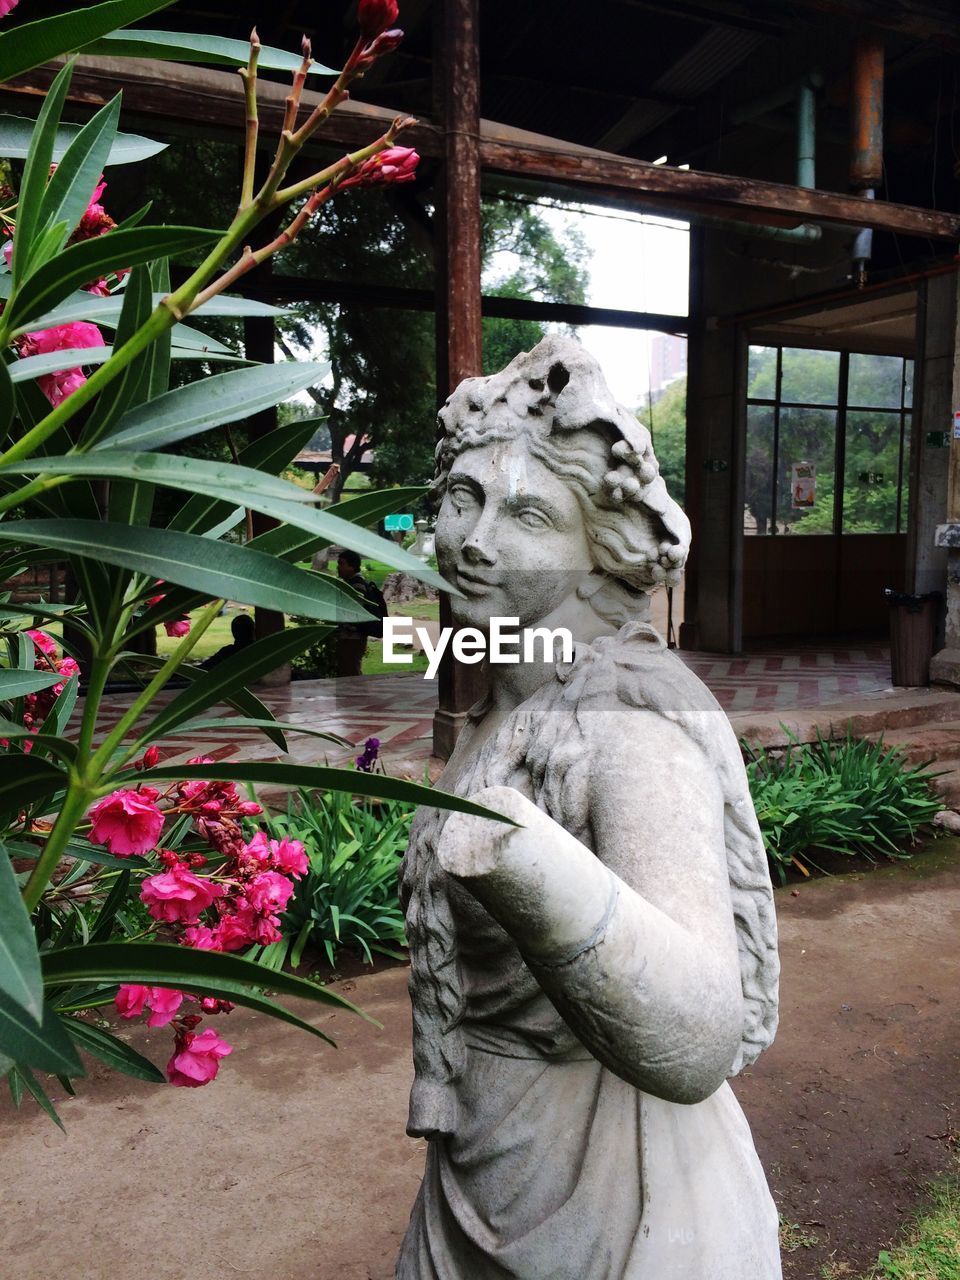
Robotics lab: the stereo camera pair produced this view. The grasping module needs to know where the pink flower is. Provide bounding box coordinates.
[142,745,160,770]
[357,0,398,39]
[246,871,295,915]
[166,1027,232,1088]
[342,146,418,190]
[26,629,58,659]
[20,320,105,407]
[212,908,258,952]
[271,837,308,879]
[163,617,191,638]
[141,866,224,924]
[238,800,263,816]
[0,1,20,20]
[115,984,149,1019]
[181,924,219,950]
[144,987,185,1028]
[89,788,164,856]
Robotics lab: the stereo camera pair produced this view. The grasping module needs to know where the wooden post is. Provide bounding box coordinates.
[432,0,487,760]
[929,273,960,684]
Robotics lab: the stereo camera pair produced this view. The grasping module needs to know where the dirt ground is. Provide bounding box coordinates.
[1,841,959,1280]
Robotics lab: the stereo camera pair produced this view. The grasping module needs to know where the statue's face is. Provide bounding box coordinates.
[435,437,594,630]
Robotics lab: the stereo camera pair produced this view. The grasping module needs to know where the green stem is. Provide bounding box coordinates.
[76,650,112,764]
[22,781,93,912]
[88,599,222,779]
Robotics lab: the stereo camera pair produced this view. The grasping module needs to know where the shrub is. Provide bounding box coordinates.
[744,732,943,882]
[251,786,413,969]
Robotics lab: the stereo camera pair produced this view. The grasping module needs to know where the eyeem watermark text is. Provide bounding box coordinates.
[382,617,574,680]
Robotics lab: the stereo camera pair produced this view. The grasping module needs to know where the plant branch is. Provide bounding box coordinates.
[238,28,262,210]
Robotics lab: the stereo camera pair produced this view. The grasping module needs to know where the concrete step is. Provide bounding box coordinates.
[731,687,960,749]
[873,721,960,767]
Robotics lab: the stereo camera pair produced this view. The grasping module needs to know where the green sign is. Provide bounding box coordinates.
[384,513,414,532]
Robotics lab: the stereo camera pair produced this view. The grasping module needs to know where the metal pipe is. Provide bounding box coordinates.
[849,34,884,286]
[796,80,816,189]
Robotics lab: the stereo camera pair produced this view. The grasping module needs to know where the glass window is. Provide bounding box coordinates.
[903,359,914,410]
[780,347,840,405]
[744,404,775,535]
[747,346,778,400]
[843,410,901,533]
[777,407,837,534]
[847,353,905,409]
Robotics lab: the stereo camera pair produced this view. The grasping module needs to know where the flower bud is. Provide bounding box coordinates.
[358,0,399,40]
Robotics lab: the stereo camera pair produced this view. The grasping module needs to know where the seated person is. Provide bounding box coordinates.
[200,612,256,670]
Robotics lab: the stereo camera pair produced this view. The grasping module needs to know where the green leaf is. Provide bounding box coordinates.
[3,283,287,335]
[168,416,320,536]
[141,625,332,744]
[3,452,325,506]
[0,114,167,165]
[0,840,43,1023]
[96,362,332,451]
[0,991,85,1076]
[85,30,338,77]
[42,942,372,1043]
[8,346,114,383]
[65,1017,165,1084]
[10,1064,65,1131]
[38,94,121,254]
[145,258,172,400]
[0,0,178,83]
[0,668,61,699]
[139,763,520,824]
[0,521,373,623]
[252,485,429,562]
[81,264,153,449]
[8,226,221,332]
[0,358,14,442]
[0,755,65,821]
[89,869,132,945]
[166,716,347,747]
[10,60,74,288]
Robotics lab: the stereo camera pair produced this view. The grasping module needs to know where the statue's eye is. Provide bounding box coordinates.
[448,484,478,511]
[516,507,550,530]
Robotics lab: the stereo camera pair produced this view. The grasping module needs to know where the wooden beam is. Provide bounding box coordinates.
[433,0,485,762]
[254,273,688,331]
[5,56,960,239]
[478,139,960,240]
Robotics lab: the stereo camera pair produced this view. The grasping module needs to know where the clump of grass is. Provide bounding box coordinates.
[744,731,943,883]
[820,1174,960,1279]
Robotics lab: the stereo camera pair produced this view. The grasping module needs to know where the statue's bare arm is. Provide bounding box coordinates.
[436,709,745,1104]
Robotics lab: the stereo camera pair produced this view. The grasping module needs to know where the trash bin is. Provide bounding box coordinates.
[884,589,940,687]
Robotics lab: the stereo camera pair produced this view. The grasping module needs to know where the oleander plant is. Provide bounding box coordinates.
[0,0,492,1123]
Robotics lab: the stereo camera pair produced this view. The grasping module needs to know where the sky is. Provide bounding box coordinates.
[494,201,690,411]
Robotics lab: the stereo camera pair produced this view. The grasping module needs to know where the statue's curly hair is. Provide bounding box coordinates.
[432,335,691,619]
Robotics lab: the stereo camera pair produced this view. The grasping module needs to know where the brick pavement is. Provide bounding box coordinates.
[89,642,895,777]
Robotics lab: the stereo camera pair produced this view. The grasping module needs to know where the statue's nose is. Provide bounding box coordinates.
[461,512,498,565]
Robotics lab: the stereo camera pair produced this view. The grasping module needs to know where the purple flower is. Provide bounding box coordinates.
[355,737,381,772]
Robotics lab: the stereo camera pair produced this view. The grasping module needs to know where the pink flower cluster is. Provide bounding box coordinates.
[341,146,418,191]
[1,630,81,751]
[97,765,308,1087]
[11,177,122,406]
[148,588,191,638]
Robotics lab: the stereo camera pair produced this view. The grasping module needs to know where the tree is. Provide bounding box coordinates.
[646,376,686,508]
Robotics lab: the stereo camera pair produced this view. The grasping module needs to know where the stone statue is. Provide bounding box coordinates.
[397,336,782,1279]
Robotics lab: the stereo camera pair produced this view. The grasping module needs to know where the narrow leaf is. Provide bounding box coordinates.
[0,992,85,1077]
[65,1017,164,1083]
[8,226,221,331]
[0,0,178,83]
[96,362,331,451]
[0,668,61,699]
[0,841,43,1022]
[142,625,331,743]
[85,30,337,76]
[38,94,121,253]
[11,1064,65,1131]
[5,287,286,336]
[0,521,372,622]
[0,115,166,165]
[10,60,74,288]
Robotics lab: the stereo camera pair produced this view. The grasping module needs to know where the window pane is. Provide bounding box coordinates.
[777,406,837,533]
[903,359,914,409]
[747,346,778,399]
[780,348,840,405]
[842,410,900,533]
[848,353,905,409]
[744,404,775,535]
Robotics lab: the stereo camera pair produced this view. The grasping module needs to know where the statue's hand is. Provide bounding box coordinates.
[437,785,612,960]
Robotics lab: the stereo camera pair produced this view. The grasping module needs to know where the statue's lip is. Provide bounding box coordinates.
[456,569,498,592]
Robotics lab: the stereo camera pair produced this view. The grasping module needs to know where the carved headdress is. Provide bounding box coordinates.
[432,335,691,596]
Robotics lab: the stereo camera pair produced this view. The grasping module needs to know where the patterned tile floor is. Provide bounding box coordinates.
[91,643,894,774]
